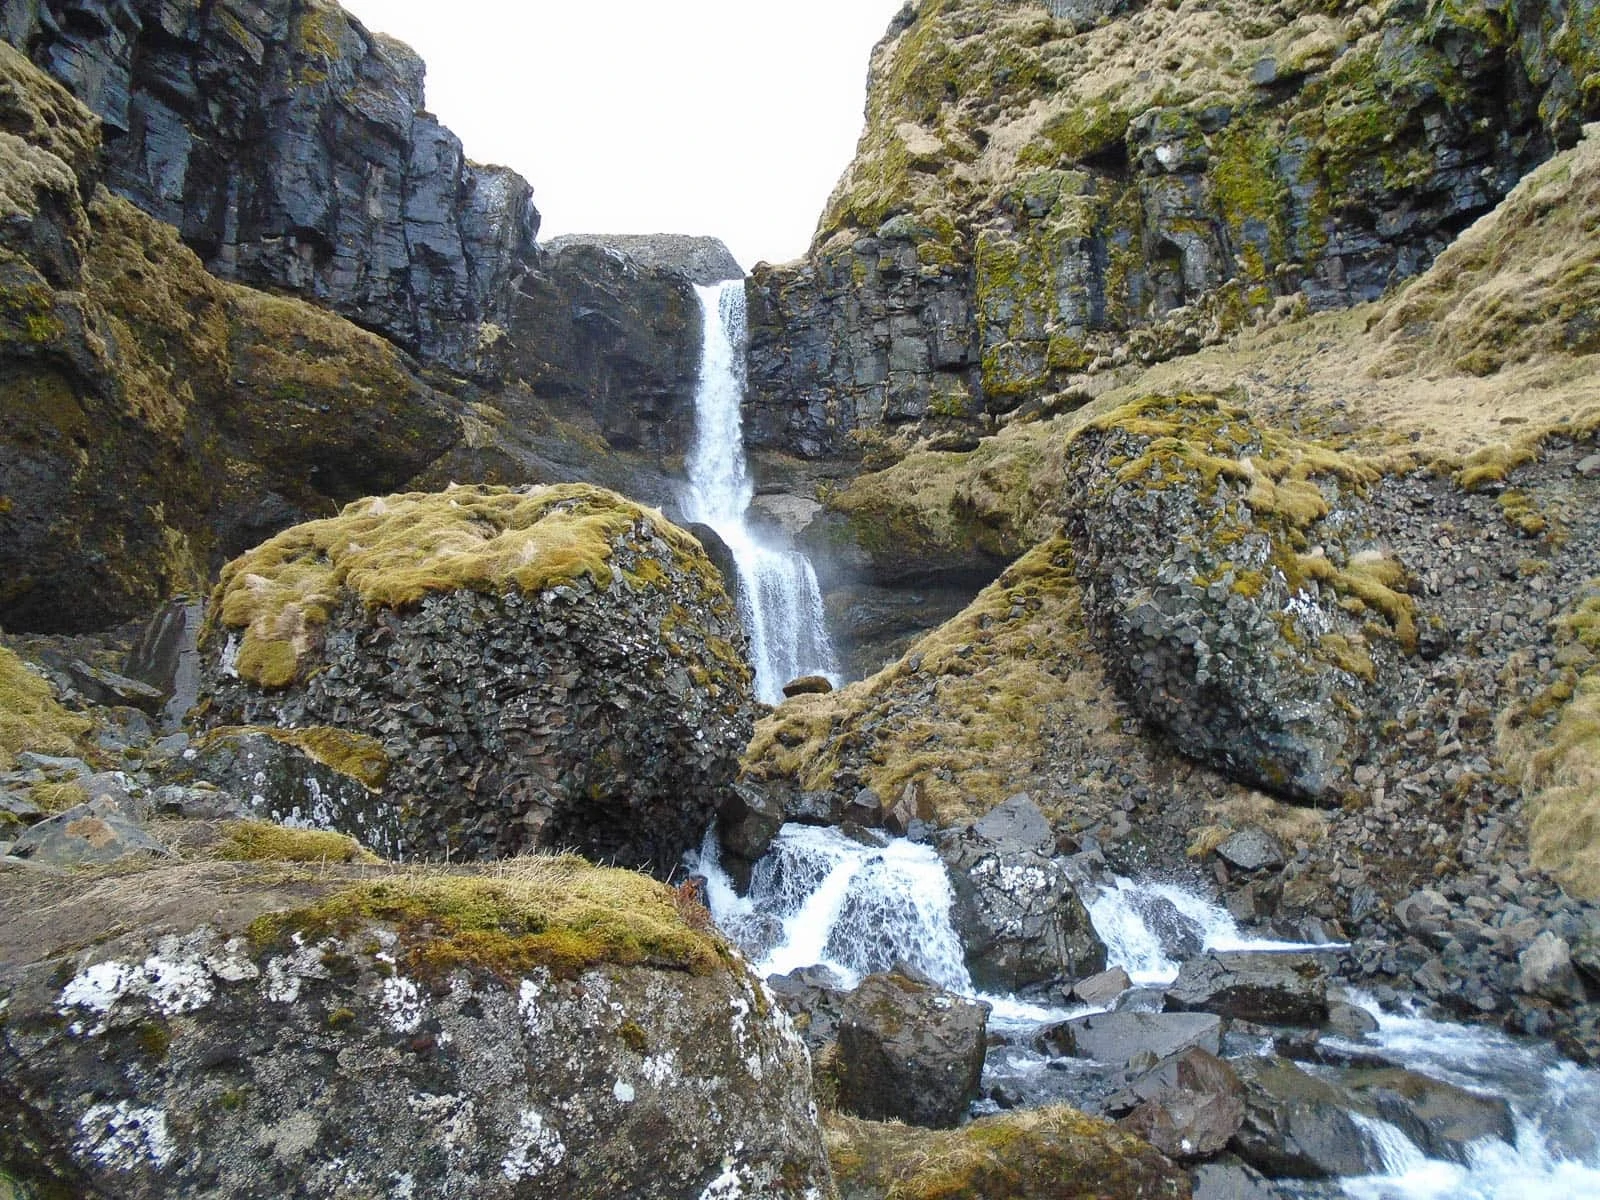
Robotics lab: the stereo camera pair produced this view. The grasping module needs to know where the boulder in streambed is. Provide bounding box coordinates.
[1115,1047,1247,1161]
[937,793,1107,991]
[0,849,831,1199]
[196,484,755,870]
[1228,1057,1379,1178]
[833,971,989,1128]
[1041,1011,1223,1066]
[1165,951,1331,1026]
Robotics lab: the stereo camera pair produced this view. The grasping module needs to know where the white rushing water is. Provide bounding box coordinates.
[683,281,837,704]
[690,824,1600,1197]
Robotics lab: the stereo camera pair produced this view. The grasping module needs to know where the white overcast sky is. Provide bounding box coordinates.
[341,1,908,269]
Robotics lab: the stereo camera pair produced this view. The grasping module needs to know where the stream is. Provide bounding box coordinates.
[689,823,1600,1198]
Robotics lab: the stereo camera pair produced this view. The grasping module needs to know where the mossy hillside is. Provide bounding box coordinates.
[823,1106,1188,1200]
[1370,125,1600,381]
[247,855,729,981]
[0,645,91,771]
[0,42,100,179]
[209,483,721,690]
[745,537,1116,824]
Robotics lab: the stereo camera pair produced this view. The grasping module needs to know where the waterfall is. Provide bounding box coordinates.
[683,281,838,704]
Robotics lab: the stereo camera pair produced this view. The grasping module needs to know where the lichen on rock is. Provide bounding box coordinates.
[0,855,832,1198]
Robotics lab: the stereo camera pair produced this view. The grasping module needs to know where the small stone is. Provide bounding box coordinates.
[1216,827,1286,872]
[780,674,833,698]
[1518,932,1585,1003]
[1575,453,1600,478]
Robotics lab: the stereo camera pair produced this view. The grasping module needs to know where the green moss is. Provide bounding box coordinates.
[210,484,713,690]
[134,1019,171,1059]
[824,1106,1185,1199]
[0,647,91,773]
[618,1018,649,1054]
[217,820,379,865]
[247,856,729,981]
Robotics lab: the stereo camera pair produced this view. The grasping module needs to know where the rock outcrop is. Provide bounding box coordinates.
[0,851,833,1198]
[198,484,755,870]
[0,40,456,632]
[3,0,538,372]
[747,0,1600,456]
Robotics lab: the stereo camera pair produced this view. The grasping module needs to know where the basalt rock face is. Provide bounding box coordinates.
[746,0,1600,456]
[197,485,756,870]
[3,0,540,372]
[0,856,833,1199]
[0,41,456,633]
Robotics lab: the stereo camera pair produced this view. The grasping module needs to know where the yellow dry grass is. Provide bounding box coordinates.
[0,646,91,772]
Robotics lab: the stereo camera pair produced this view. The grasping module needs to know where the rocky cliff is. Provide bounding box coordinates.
[3,0,537,371]
[746,0,1600,458]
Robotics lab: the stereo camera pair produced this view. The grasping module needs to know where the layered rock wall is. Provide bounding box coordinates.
[3,0,539,371]
[747,0,1600,456]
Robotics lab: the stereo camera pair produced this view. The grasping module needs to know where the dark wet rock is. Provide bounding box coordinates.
[123,598,206,731]
[765,966,850,1051]
[64,662,164,715]
[1074,966,1133,1007]
[1166,952,1331,1026]
[715,782,786,890]
[164,730,380,836]
[782,674,835,698]
[1343,1068,1515,1165]
[1131,891,1206,962]
[1216,827,1286,872]
[6,0,538,373]
[1229,1057,1378,1178]
[937,807,1107,991]
[1191,1156,1286,1200]
[0,857,831,1199]
[8,797,171,867]
[1044,1011,1223,1066]
[1117,1047,1246,1160]
[148,784,248,821]
[834,971,989,1128]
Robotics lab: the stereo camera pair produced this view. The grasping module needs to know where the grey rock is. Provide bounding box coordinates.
[0,860,832,1198]
[1046,1010,1223,1065]
[166,730,379,838]
[14,753,92,779]
[544,234,742,285]
[1117,1047,1246,1160]
[0,787,43,828]
[781,675,835,698]
[1217,826,1287,872]
[123,597,206,731]
[1073,966,1133,1007]
[9,798,172,866]
[1575,453,1600,478]
[715,782,786,889]
[1519,931,1586,1003]
[937,821,1107,991]
[1166,952,1331,1026]
[970,791,1055,856]
[65,660,165,714]
[1230,1057,1380,1178]
[835,971,989,1128]
[1192,1156,1287,1200]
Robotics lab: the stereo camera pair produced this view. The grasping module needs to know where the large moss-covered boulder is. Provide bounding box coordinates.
[0,853,833,1199]
[1066,393,1411,802]
[198,484,755,869]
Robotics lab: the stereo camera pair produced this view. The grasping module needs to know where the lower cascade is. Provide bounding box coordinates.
[690,823,1600,1198]
[683,280,838,704]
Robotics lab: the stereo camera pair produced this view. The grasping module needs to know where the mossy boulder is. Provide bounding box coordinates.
[824,1106,1189,1200]
[0,854,832,1198]
[198,484,756,869]
[1065,393,1410,801]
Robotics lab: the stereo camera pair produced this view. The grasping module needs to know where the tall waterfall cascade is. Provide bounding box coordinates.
[683,281,838,704]
[689,824,1600,1197]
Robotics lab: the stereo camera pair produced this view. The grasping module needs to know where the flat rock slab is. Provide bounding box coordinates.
[1166,951,1331,1026]
[1044,1010,1222,1064]
[8,799,172,867]
[1118,1047,1246,1160]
